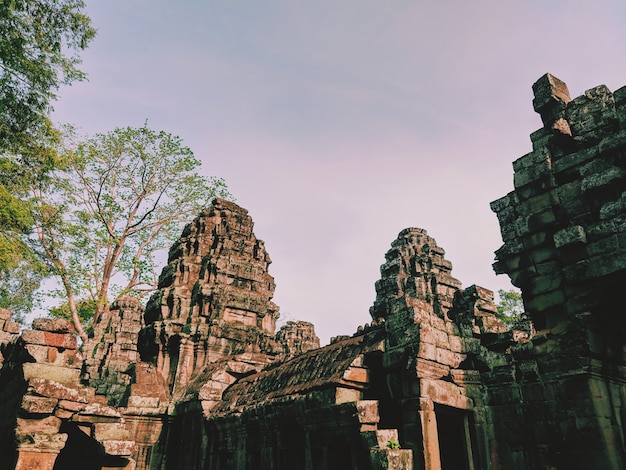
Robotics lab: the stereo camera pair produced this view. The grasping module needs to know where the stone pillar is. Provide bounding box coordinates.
[15,432,67,470]
[172,338,195,398]
[418,400,441,470]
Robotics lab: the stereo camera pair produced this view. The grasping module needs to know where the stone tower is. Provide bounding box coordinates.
[139,198,282,397]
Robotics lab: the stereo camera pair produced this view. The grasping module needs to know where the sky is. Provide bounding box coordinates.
[51,0,626,344]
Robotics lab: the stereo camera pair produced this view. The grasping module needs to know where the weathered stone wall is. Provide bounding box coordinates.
[0,316,137,470]
[139,198,282,400]
[275,320,320,359]
[4,72,626,469]
[370,228,507,470]
[0,307,20,364]
[82,296,145,406]
[491,73,626,469]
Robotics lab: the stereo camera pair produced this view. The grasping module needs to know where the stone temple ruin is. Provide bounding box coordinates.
[1,73,626,469]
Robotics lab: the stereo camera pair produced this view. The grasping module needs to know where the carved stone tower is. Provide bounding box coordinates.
[139,198,281,397]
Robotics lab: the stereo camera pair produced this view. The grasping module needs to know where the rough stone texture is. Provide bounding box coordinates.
[4,90,626,470]
[0,199,506,469]
[0,316,137,469]
[369,228,498,469]
[139,198,282,400]
[370,227,461,322]
[491,73,626,469]
[82,296,145,406]
[275,320,320,359]
[0,307,20,365]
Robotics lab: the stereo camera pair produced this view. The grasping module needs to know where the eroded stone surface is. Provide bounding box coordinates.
[490,73,626,469]
[82,296,145,406]
[0,310,138,470]
[275,320,320,359]
[139,198,283,399]
[3,88,626,470]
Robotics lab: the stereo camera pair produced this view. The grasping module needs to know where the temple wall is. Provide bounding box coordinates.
[491,73,626,469]
[3,74,626,469]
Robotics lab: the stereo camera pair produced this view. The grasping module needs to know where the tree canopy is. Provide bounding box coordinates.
[496,288,524,326]
[0,0,95,316]
[33,125,232,340]
[0,0,95,155]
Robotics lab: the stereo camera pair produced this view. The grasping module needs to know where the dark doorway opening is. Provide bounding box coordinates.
[53,422,130,470]
[435,404,477,470]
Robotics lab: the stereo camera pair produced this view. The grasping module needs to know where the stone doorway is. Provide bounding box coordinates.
[52,422,132,470]
[435,404,477,470]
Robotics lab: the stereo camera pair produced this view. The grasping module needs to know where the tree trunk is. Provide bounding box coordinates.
[61,273,88,342]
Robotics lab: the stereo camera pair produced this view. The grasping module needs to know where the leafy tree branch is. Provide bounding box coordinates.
[34,125,233,340]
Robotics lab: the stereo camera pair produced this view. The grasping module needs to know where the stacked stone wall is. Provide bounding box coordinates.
[491,73,626,469]
[4,73,626,469]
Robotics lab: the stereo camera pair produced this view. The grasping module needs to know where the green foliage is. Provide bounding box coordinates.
[49,297,95,326]
[0,0,94,315]
[496,288,524,326]
[0,0,95,156]
[31,124,233,336]
[0,258,45,324]
[387,440,400,450]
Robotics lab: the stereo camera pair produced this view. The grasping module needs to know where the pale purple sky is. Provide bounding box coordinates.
[51,1,626,344]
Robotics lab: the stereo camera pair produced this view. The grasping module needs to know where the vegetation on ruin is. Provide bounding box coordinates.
[33,125,232,340]
[0,0,95,321]
[387,440,400,450]
[0,2,232,339]
[495,288,524,326]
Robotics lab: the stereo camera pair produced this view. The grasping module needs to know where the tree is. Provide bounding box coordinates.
[0,257,45,324]
[0,0,95,313]
[496,288,524,326]
[0,0,95,156]
[31,125,233,340]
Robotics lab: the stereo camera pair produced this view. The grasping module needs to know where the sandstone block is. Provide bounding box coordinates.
[335,387,361,404]
[435,347,464,368]
[532,73,571,114]
[21,330,77,349]
[375,429,399,449]
[102,439,137,456]
[586,235,619,256]
[28,377,88,402]
[528,246,558,265]
[343,367,369,384]
[415,358,449,379]
[553,147,597,175]
[418,341,436,361]
[0,307,11,320]
[23,344,82,368]
[15,431,67,452]
[581,166,624,194]
[586,250,626,278]
[23,363,81,385]
[21,396,58,414]
[54,408,74,419]
[127,396,161,408]
[4,320,20,334]
[356,400,380,424]
[0,330,15,344]
[369,448,413,470]
[31,317,73,333]
[16,416,62,434]
[94,422,132,441]
[420,378,470,409]
[530,127,551,149]
[58,399,87,412]
[80,402,121,418]
[567,85,617,142]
